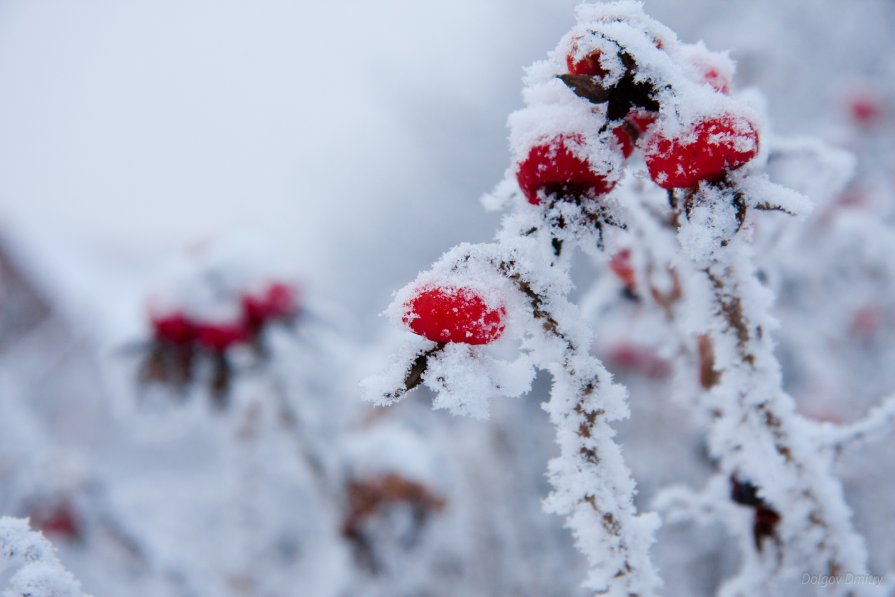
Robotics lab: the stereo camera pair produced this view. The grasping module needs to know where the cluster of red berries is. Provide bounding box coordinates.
[398,36,760,349]
[516,37,760,204]
[150,281,297,354]
[142,281,298,399]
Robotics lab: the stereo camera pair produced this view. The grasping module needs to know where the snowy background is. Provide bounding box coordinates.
[2,0,890,324]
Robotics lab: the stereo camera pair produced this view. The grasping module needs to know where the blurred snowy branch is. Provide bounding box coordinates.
[816,394,895,454]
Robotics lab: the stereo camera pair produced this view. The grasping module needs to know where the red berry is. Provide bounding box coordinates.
[195,320,250,352]
[837,188,868,208]
[627,110,657,133]
[644,115,759,189]
[242,282,298,328]
[30,502,80,540]
[609,249,636,290]
[566,37,606,77]
[611,111,657,158]
[850,306,884,338]
[516,134,616,205]
[612,127,634,159]
[845,91,883,126]
[151,312,196,345]
[402,287,505,345]
[606,343,671,379]
[628,110,658,133]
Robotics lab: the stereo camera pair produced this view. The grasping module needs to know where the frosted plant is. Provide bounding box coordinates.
[0,3,892,596]
[0,517,91,597]
[136,241,301,404]
[365,2,892,595]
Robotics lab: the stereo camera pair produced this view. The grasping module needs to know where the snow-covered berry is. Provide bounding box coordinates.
[644,115,759,189]
[566,38,607,77]
[516,134,616,205]
[402,287,505,345]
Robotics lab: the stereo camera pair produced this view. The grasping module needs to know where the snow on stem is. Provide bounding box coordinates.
[536,299,662,596]
[497,234,661,596]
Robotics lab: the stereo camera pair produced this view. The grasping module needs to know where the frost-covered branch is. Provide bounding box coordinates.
[652,476,731,526]
[364,229,661,595]
[0,517,91,597]
[616,111,878,597]
[676,211,873,594]
[816,394,895,453]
